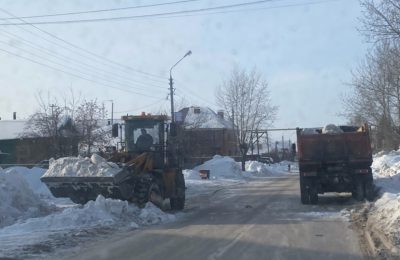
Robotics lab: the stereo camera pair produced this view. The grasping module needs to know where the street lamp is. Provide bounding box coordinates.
[169,50,192,122]
[104,100,114,125]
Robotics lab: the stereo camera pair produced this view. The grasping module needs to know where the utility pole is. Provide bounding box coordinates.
[169,51,192,123]
[169,76,175,122]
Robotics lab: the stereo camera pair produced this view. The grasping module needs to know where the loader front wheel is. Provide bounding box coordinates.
[136,180,150,208]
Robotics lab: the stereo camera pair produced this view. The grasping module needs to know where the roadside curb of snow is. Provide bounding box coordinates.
[350,201,400,259]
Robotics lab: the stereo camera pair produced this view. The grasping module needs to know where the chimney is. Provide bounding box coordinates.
[217,110,224,119]
[193,107,201,114]
[13,112,16,120]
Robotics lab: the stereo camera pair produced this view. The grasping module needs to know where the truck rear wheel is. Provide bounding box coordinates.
[365,180,375,201]
[300,177,318,205]
[300,177,309,204]
[170,171,185,210]
[353,180,365,201]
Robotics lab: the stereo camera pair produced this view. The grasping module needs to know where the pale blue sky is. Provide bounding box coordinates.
[0,0,368,136]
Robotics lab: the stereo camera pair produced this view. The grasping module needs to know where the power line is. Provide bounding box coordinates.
[0,40,166,94]
[0,0,308,25]
[0,0,201,20]
[0,8,168,81]
[177,87,218,107]
[157,0,343,19]
[0,29,166,90]
[0,47,163,99]
[114,98,167,114]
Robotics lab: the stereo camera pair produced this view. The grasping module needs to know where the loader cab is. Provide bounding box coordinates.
[123,115,166,155]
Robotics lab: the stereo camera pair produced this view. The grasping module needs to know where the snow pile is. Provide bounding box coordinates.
[43,154,120,177]
[371,150,400,178]
[245,160,297,176]
[191,155,243,180]
[4,167,52,198]
[0,167,53,228]
[322,124,343,134]
[366,150,400,246]
[245,161,273,175]
[0,196,175,235]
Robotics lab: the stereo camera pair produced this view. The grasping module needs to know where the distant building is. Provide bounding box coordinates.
[0,119,78,166]
[176,106,239,167]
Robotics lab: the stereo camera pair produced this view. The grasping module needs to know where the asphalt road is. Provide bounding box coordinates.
[62,175,365,260]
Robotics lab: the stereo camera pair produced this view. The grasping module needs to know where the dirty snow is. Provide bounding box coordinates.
[43,154,120,177]
[367,150,400,247]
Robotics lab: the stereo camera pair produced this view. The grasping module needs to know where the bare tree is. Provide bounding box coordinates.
[343,41,400,149]
[360,0,400,42]
[216,67,277,170]
[75,99,108,155]
[23,92,69,157]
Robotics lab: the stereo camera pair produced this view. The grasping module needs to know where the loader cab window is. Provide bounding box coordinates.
[125,121,160,153]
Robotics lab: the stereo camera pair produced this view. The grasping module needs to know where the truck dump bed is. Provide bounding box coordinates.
[296,124,374,204]
[297,125,372,166]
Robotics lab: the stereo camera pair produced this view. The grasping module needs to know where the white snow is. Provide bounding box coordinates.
[0,167,54,228]
[0,163,177,259]
[43,154,120,177]
[367,150,400,246]
[182,107,233,129]
[322,124,343,134]
[191,155,243,180]
[244,160,297,177]
[0,120,27,140]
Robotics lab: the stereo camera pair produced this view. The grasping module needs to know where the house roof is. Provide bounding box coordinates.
[0,120,28,140]
[177,106,233,129]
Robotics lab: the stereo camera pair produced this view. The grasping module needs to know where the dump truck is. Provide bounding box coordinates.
[41,114,186,210]
[296,124,373,204]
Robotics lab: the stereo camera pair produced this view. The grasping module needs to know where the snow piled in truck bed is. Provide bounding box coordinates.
[367,150,400,246]
[43,154,120,177]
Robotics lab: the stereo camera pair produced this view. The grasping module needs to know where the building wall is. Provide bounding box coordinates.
[182,128,238,167]
[0,137,78,165]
